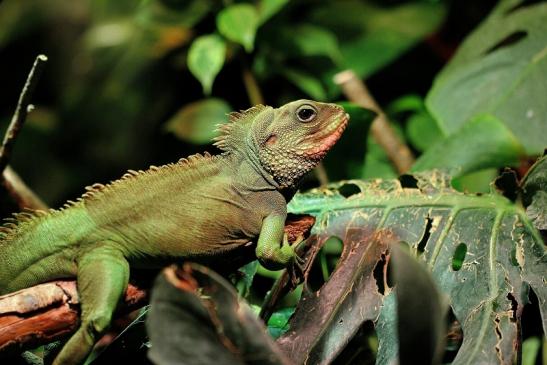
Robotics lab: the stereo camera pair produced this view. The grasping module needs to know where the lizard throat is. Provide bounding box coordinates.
[303,113,349,160]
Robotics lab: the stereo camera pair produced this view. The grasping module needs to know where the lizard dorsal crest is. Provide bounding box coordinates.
[213,104,269,153]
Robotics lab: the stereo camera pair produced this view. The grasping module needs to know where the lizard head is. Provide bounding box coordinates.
[253,100,348,188]
[214,100,348,188]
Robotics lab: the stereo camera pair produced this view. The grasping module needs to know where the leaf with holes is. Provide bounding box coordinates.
[426,1,547,155]
[277,171,546,365]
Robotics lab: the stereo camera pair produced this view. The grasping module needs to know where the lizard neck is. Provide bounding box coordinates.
[226,146,281,192]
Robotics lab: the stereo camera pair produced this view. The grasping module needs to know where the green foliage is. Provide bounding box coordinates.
[412,114,524,177]
[426,0,547,155]
[311,1,446,78]
[522,337,542,365]
[187,35,227,95]
[521,154,547,230]
[257,0,289,24]
[216,4,259,53]
[164,98,231,144]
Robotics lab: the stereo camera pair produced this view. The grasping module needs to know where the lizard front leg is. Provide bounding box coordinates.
[256,213,300,271]
[53,245,129,365]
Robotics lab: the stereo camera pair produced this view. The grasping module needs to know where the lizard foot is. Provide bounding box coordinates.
[286,234,306,287]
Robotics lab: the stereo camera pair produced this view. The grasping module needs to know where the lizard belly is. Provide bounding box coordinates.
[102,187,264,264]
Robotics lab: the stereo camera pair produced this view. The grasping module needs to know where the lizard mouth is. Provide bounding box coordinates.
[304,112,349,160]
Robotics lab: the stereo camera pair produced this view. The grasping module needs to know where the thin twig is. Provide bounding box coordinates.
[0,55,48,173]
[334,70,415,174]
[0,55,48,211]
[2,167,47,210]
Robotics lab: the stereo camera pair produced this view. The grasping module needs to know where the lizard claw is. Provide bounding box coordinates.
[285,233,306,287]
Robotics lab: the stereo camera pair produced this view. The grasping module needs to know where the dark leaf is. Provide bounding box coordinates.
[146,264,290,365]
[391,244,447,365]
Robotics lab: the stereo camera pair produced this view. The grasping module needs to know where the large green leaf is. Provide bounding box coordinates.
[136,0,212,28]
[277,173,546,364]
[164,98,231,144]
[426,1,547,155]
[257,0,289,24]
[187,34,226,95]
[216,4,259,52]
[285,24,341,63]
[521,154,547,230]
[282,68,327,101]
[310,0,446,77]
[412,114,524,177]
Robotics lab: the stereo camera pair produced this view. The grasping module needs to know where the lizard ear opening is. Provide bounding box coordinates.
[265,134,277,146]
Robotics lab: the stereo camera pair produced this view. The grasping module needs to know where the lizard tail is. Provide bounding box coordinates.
[0,204,93,294]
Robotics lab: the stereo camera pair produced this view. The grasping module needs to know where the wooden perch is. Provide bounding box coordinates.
[0,281,147,356]
[334,70,415,174]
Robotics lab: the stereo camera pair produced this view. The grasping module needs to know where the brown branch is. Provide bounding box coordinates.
[334,69,415,174]
[0,55,49,211]
[2,166,47,210]
[0,55,48,174]
[0,281,148,356]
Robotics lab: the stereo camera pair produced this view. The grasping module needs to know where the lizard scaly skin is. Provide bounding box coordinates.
[0,100,348,364]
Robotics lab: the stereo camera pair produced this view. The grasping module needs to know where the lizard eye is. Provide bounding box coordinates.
[296,105,317,122]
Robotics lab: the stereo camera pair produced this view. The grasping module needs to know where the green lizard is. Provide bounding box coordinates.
[0,99,348,364]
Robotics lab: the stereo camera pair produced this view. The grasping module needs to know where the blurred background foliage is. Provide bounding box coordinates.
[4,0,541,208]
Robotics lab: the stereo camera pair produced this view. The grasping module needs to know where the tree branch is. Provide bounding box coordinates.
[0,55,49,211]
[0,281,147,356]
[334,70,415,174]
[0,55,48,174]
[2,167,47,210]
